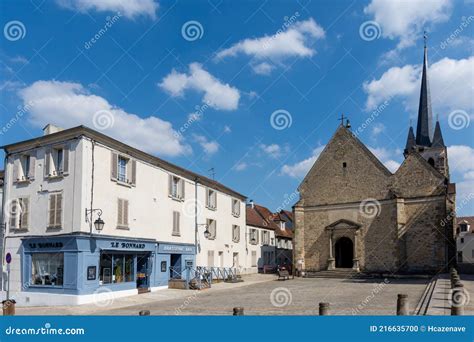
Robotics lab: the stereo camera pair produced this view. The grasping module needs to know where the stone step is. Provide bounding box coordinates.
[304,269,373,279]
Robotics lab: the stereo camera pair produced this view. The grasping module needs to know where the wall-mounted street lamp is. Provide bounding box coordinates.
[197,224,211,239]
[85,208,105,234]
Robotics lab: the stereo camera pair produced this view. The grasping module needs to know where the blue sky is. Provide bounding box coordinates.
[1,0,473,215]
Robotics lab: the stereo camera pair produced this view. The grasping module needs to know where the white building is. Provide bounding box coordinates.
[456,217,474,266]
[1,124,249,306]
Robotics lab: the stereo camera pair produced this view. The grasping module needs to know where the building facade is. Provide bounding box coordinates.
[456,217,474,268]
[294,44,456,275]
[2,125,248,306]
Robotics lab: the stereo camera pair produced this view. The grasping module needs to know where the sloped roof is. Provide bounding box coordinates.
[457,216,474,228]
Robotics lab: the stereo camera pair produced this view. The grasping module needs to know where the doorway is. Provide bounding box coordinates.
[136,253,151,293]
[170,254,182,279]
[335,237,353,268]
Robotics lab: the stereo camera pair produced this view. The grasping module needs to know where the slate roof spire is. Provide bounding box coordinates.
[405,125,416,152]
[431,120,446,147]
[415,32,434,146]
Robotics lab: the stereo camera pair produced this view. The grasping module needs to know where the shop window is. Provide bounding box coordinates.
[161,261,167,272]
[100,253,134,284]
[31,253,64,286]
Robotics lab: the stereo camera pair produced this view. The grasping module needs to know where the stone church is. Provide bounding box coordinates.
[293,44,456,274]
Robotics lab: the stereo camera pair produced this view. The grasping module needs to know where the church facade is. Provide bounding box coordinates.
[293,44,456,275]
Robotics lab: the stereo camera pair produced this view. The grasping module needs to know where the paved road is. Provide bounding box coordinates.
[16,275,429,316]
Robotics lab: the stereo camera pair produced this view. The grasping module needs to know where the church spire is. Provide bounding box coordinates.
[404,125,416,153]
[431,120,445,147]
[415,32,434,146]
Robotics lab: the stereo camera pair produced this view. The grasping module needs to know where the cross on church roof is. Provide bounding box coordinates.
[338,113,346,126]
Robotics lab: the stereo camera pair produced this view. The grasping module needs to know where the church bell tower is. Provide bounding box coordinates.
[403,35,449,179]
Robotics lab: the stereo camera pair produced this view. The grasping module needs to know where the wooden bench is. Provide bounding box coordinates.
[277,270,290,280]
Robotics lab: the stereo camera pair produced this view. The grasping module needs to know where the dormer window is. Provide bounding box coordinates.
[280,221,286,230]
[460,223,468,232]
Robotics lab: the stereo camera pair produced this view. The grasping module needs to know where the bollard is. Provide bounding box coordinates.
[451,285,465,316]
[139,310,150,316]
[396,294,409,315]
[319,302,330,316]
[233,307,244,316]
[2,300,15,316]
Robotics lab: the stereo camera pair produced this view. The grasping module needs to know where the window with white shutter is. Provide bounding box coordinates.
[206,188,217,209]
[207,250,214,267]
[249,228,258,245]
[46,145,69,178]
[48,193,63,228]
[172,211,180,236]
[169,175,185,200]
[117,198,129,228]
[231,198,240,217]
[206,219,216,239]
[232,225,240,242]
[8,199,28,229]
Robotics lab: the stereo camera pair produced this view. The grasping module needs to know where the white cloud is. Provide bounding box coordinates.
[159,63,240,111]
[371,123,385,137]
[223,125,231,133]
[369,146,401,172]
[215,18,325,74]
[19,80,190,157]
[252,62,274,75]
[260,144,282,159]
[281,146,325,178]
[448,145,474,215]
[56,0,158,19]
[363,56,474,113]
[193,134,219,155]
[364,0,452,49]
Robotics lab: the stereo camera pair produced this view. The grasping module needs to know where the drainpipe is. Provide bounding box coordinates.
[194,176,199,260]
[89,140,95,235]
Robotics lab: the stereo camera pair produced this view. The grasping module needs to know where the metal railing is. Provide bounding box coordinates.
[169,266,239,290]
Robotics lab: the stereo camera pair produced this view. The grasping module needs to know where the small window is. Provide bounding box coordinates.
[117,198,129,228]
[249,229,258,245]
[161,261,167,272]
[206,188,217,209]
[169,175,185,200]
[48,193,63,228]
[172,211,180,236]
[20,155,30,180]
[461,238,464,243]
[231,198,240,217]
[232,225,240,242]
[343,162,347,168]
[118,156,128,182]
[460,224,468,232]
[207,250,214,267]
[251,251,257,267]
[457,251,463,263]
[428,158,435,167]
[207,219,216,239]
[9,197,29,230]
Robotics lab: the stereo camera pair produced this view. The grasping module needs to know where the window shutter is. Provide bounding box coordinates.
[214,192,217,208]
[20,198,29,229]
[206,189,209,207]
[117,199,123,225]
[173,211,180,235]
[111,152,118,180]
[44,148,51,177]
[55,193,62,227]
[28,153,36,180]
[63,144,70,174]
[130,159,136,186]
[49,194,56,227]
[213,220,216,238]
[256,230,259,244]
[12,157,19,182]
[123,200,129,226]
[180,179,185,199]
[168,175,173,196]
[9,199,17,228]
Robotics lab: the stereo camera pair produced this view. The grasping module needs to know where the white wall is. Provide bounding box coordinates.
[245,225,276,273]
[457,232,474,263]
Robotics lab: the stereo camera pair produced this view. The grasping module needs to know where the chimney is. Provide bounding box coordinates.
[43,124,64,136]
[247,199,254,208]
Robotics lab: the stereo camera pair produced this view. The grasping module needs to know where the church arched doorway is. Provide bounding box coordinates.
[335,237,353,268]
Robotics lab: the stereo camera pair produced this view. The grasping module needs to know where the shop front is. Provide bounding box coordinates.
[15,235,196,305]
